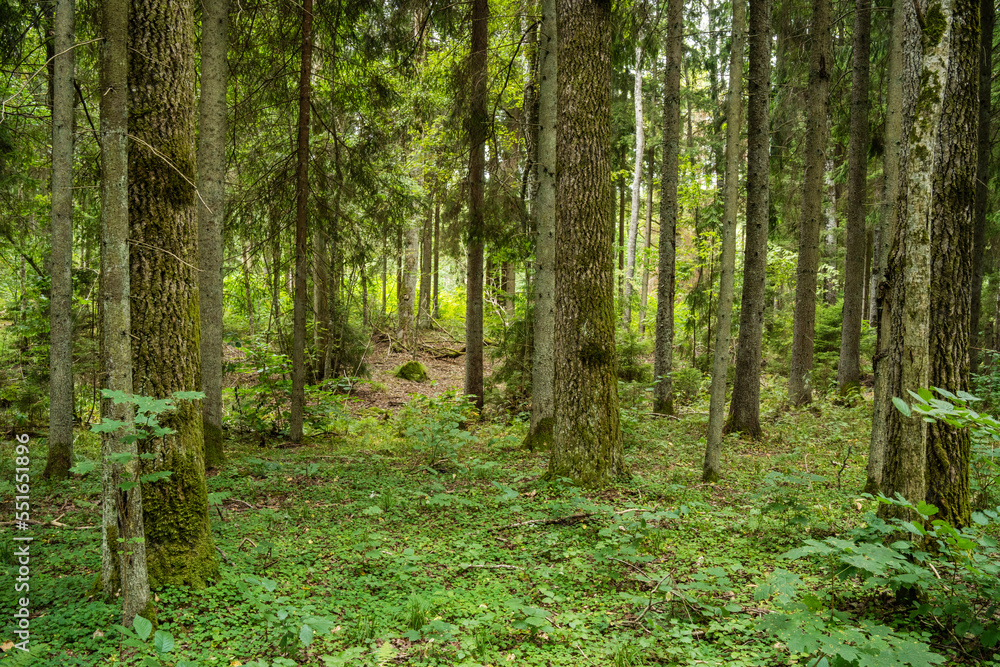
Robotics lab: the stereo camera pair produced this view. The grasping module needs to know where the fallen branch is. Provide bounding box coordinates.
[460,563,524,571]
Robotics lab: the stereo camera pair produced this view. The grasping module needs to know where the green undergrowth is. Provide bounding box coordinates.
[1,377,998,666]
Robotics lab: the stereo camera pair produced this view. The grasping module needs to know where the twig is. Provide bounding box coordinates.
[498,513,593,530]
[461,563,524,571]
[627,570,676,627]
[836,443,854,491]
[126,133,213,214]
[215,545,234,565]
[129,239,200,272]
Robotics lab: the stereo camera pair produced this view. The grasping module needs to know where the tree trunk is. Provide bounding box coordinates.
[618,154,626,301]
[725,0,770,438]
[623,45,644,328]
[128,0,217,587]
[867,0,917,494]
[197,0,228,468]
[503,262,515,317]
[465,0,488,410]
[788,0,831,406]
[313,226,329,379]
[98,0,152,624]
[419,208,432,326]
[269,213,281,337]
[837,0,871,394]
[432,201,440,319]
[970,0,994,375]
[924,0,978,528]
[526,0,556,449]
[878,0,977,529]
[639,145,654,336]
[548,0,624,486]
[703,0,745,482]
[289,0,313,444]
[653,0,683,416]
[45,0,75,480]
[243,244,255,334]
[401,225,418,343]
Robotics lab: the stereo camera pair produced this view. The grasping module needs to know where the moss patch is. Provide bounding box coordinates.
[393,360,429,382]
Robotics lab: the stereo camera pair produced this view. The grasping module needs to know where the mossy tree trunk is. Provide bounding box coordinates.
[703,0,745,483]
[548,0,625,486]
[725,0,770,438]
[654,0,683,417]
[128,0,217,587]
[970,0,994,375]
[45,0,75,480]
[99,0,152,624]
[867,0,917,493]
[924,0,978,528]
[838,0,872,394]
[878,0,977,530]
[197,0,228,468]
[526,0,556,450]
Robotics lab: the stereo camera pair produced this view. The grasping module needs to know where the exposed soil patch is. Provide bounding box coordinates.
[350,328,493,413]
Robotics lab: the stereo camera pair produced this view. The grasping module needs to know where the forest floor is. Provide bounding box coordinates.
[1,349,999,667]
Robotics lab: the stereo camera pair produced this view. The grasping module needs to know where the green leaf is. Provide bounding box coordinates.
[207,491,231,506]
[133,615,153,641]
[140,471,173,484]
[70,460,97,475]
[153,630,174,653]
[892,397,911,417]
[299,623,314,647]
[92,419,128,433]
[109,452,134,464]
[172,391,206,401]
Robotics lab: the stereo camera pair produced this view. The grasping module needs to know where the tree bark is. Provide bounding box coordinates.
[548,0,624,486]
[788,0,831,406]
[197,0,228,467]
[725,0,770,438]
[128,0,217,587]
[703,0,745,482]
[419,208,432,326]
[401,224,418,340]
[970,0,994,375]
[465,0,488,410]
[925,0,978,528]
[623,45,644,328]
[432,201,440,319]
[878,0,977,530]
[867,0,918,494]
[654,0,683,416]
[313,226,329,378]
[837,0,872,394]
[639,145,654,336]
[45,0,75,480]
[98,0,152,624]
[289,0,312,444]
[526,0,556,449]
